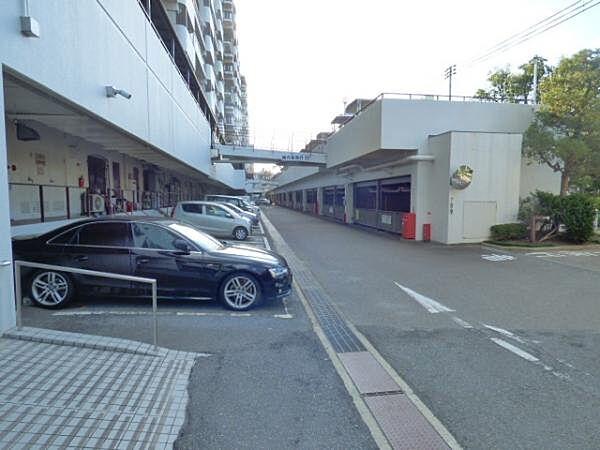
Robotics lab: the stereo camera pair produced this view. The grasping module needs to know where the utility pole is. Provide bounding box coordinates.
[444,65,457,101]
[532,57,539,105]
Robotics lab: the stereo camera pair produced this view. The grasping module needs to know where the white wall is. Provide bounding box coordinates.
[323,98,534,170]
[0,0,240,189]
[421,134,451,243]
[444,132,523,244]
[0,75,16,333]
[380,98,535,151]
[326,100,382,168]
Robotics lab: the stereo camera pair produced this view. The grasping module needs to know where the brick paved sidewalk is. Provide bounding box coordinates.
[0,328,203,449]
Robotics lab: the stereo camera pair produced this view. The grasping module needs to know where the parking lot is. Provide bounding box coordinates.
[16,205,600,449]
[19,220,377,450]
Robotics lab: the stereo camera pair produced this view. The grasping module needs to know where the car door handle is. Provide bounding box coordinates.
[74,255,88,262]
[137,258,150,265]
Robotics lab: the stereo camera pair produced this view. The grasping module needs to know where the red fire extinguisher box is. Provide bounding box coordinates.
[423,224,431,241]
[401,213,416,239]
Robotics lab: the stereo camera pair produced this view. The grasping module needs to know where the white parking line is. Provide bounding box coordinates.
[490,338,539,362]
[393,282,455,314]
[451,316,473,329]
[481,254,516,262]
[483,324,526,343]
[51,310,293,319]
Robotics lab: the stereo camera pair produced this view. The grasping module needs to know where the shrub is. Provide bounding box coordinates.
[559,193,596,243]
[490,223,528,241]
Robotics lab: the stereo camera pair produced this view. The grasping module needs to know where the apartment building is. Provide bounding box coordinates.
[161,0,248,145]
[0,0,250,333]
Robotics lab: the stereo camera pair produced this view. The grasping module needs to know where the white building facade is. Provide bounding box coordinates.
[0,0,249,333]
[160,0,248,145]
[271,95,561,245]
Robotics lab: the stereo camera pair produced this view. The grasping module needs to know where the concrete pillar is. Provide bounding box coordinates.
[317,187,324,215]
[0,74,17,333]
[302,189,307,212]
[345,183,354,223]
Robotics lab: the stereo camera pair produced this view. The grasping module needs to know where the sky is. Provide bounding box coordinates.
[235,0,600,162]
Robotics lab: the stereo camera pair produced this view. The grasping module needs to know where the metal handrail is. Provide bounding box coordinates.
[13,260,159,350]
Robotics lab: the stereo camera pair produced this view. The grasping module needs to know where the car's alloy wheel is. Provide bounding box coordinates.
[30,271,72,308]
[222,274,260,310]
[233,226,248,240]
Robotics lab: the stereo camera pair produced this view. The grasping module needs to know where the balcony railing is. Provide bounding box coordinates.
[138,0,222,143]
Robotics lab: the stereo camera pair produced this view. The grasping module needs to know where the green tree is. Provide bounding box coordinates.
[523,49,600,195]
[474,56,551,103]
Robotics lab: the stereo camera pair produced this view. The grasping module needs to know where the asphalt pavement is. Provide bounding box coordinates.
[264,206,600,450]
[20,228,377,450]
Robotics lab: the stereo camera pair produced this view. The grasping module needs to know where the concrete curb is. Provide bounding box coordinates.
[3,326,206,360]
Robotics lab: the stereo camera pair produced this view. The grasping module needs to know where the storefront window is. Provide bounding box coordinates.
[355,184,377,209]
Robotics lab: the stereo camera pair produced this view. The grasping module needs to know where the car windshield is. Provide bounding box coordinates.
[223,203,244,214]
[168,222,225,251]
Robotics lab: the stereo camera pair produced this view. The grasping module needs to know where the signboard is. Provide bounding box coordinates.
[280,153,312,162]
[380,214,392,225]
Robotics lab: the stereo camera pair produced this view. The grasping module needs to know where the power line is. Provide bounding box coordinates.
[473,0,584,61]
[468,0,600,66]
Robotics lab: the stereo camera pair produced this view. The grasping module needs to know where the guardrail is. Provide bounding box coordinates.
[13,261,159,350]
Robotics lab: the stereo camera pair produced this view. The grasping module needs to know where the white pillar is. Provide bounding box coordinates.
[344,183,354,223]
[0,74,17,333]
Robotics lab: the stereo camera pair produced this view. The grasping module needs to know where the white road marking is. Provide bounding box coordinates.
[52,310,291,319]
[526,250,600,258]
[490,338,539,362]
[393,282,455,314]
[451,316,473,329]
[481,254,515,262]
[483,324,526,343]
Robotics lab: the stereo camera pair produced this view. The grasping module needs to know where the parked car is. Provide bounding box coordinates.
[205,195,261,216]
[257,197,271,206]
[213,201,259,226]
[173,201,251,240]
[12,217,292,311]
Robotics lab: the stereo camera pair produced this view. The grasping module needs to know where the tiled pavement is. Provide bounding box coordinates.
[0,328,202,449]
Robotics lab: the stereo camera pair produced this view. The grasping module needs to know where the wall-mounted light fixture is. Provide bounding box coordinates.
[105,86,132,99]
[20,0,40,37]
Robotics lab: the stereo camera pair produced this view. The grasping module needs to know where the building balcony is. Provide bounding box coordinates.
[223,0,235,12]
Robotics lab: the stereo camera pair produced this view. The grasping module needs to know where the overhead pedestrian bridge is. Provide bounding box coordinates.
[211,144,327,167]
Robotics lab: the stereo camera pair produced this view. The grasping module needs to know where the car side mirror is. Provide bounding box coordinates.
[173,239,191,254]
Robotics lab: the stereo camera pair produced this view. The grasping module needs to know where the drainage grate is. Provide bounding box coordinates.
[262,217,364,353]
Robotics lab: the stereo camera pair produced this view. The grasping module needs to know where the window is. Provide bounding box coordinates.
[379,177,411,212]
[355,183,377,209]
[48,228,78,245]
[132,223,181,250]
[181,203,203,214]
[168,223,223,252]
[77,222,132,247]
[295,191,302,202]
[335,188,345,207]
[306,189,316,203]
[323,188,335,206]
[206,205,232,218]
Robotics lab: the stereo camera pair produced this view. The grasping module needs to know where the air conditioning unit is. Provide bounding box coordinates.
[89,194,105,213]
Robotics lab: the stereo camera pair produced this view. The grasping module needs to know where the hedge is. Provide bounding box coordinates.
[490,223,528,241]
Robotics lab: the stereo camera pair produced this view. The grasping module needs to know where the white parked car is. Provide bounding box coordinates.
[214,202,259,226]
[172,201,252,240]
